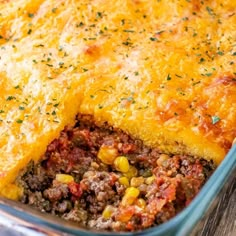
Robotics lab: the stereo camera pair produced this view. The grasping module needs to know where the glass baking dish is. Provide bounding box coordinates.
[0,144,235,236]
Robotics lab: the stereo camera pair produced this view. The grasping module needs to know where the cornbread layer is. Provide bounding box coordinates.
[0,0,235,195]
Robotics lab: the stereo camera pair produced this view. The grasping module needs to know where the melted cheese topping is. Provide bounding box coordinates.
[0,0,235,196]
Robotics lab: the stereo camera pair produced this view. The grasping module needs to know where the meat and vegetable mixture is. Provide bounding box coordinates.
[17,115,215,231]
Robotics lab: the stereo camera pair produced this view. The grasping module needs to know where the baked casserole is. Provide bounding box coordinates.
[0,0,235,232]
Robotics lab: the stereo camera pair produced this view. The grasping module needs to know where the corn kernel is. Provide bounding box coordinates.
[56,174,74,184]
[97,145,118,165]
[130,176,144,187]
[123,165,138,179]
[135,198,146,209]
[102,205,115,219]
[119,176,130,187]
[145,175,156,185]
[114,156,130,173]
[121,187,140,206]
[156,154,170,166]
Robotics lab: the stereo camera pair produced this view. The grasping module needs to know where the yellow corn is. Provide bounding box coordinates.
[135,198,146,209]
[145,175,156,185]
[119,176,130,187]
[56,174,74,184]
[123,165,138,179]
[156,154,170,166]
[130,176,144,187]
[121,187,140,206]
[97,145,118,165]
[114,156,130,173]
[102,205,115,219]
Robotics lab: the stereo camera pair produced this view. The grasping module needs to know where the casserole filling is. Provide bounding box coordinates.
[17,115,215,231]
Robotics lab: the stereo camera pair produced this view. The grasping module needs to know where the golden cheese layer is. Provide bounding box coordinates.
[0,0,235,196]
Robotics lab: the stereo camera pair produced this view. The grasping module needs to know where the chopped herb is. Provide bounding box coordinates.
[122,41,132,46]
[206,6,214,16]
[211,115,220,124]
[123,29,135,33]
[16,119,23,124]
[52,111,56,115]
[150,37,158,41]
[182,17,189,21]
[90,95,95,98]
[52,8,57,13]
[14,85,20,89]
[19,106,25,110]
[217,51,224,56]
[96,12,103,18]
[199,58,205,63]
[166,74,171,81]
[32,59,37,64]
[156,30,165,35]
[0,110,4,113]
[134,71,139,76]
[53,103,60,107]
[81,67,88,72]
[27,29,32,35]
[76,22,84,27]
[6,96,16,101]
[232,52,236,56]
[192,81,201,86]
[98,104,103,109]
[205,73,212,77]
[175,74,182,78]
[35,44,44,47]
[59,62,64,67]
[46,64,53,67]
[28,13,34,18]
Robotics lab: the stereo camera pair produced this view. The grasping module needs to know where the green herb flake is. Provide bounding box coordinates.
[27,29,32,35]
[166,74,171,81]
[0,110,4,113]
[6,96,16,101]
[16,119,23,124]
[28,13,34,18]
[52,8,57,13]
[123,29,135,33]
[150,37,158,41]
[19,106,25,110]
[217,51,224,56]
[96,12,103,18]
[211,115,220,124]
[206,6,214,16]
[205,73,212,77]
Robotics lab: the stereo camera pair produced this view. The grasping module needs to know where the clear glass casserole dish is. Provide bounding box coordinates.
[0,144,235,236]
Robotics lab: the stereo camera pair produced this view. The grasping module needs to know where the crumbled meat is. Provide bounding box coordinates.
[17,114,215,231]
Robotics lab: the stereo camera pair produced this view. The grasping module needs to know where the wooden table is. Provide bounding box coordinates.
[194,173,236,236]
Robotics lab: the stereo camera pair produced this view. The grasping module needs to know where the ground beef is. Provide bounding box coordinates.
[17,114,215,232]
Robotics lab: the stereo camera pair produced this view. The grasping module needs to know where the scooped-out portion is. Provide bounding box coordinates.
[17,114,215,232]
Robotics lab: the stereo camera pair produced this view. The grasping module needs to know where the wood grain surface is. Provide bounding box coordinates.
[195,172,236,236]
